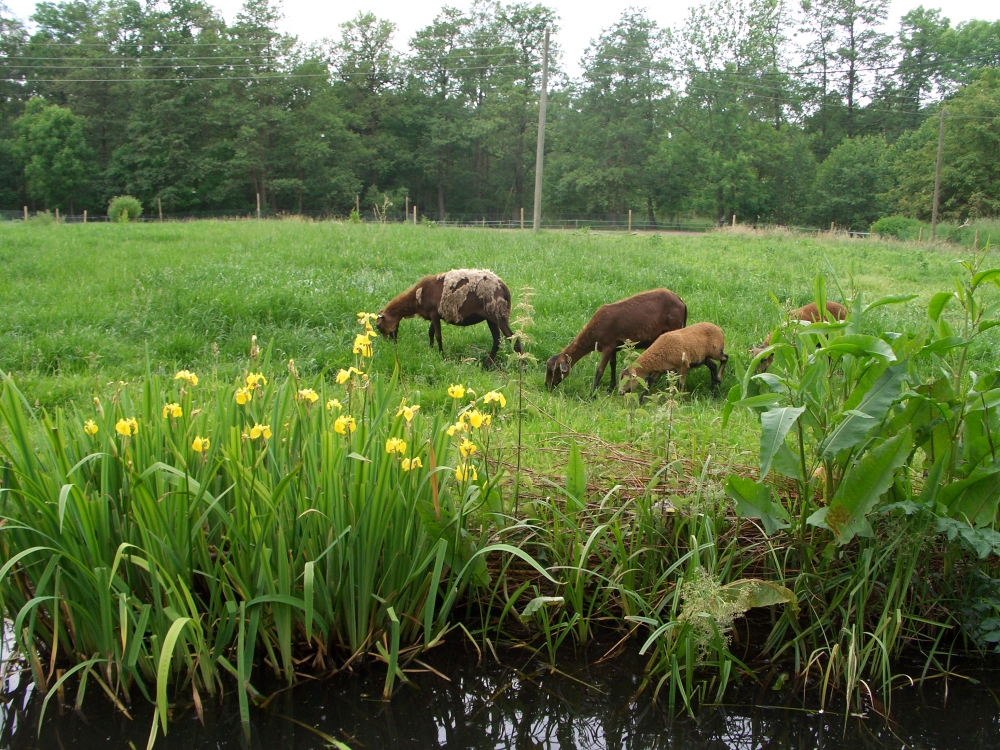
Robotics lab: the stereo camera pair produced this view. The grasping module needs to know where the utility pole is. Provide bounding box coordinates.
[532,27,550,232]
[931,109,946,240]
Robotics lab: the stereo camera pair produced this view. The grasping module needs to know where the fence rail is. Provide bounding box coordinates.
[0,208,879,236]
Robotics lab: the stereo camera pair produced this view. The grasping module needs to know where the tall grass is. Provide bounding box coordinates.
[0,328,541,740]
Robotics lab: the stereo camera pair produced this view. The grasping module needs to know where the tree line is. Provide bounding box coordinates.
[0,0,998,229]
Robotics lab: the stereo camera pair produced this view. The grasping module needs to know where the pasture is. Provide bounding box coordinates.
[2,219,998,738]
[0,220,980,477]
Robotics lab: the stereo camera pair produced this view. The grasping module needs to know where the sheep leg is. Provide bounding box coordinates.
[431,316,444,353]
[607,348,618,393]
[591,349,615,396]
[428,321,435,349]
[717,352,728,383]
[705,359,720,386]
[484,320,502,369]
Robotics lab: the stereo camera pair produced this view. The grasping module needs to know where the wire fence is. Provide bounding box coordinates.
[0,207,878,236]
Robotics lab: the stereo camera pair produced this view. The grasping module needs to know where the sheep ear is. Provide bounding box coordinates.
[559,361,569,373]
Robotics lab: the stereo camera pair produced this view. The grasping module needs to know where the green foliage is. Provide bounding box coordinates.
[812,135,892,229]
[107,195,142,222]
[872,215,925,240]
[891,69,1000,221]
[11,98,94,211]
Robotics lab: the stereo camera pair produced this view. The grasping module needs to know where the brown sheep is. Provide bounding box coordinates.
[376,269,522,367]
[619,322,728,400]
[545,289,688,395]
[751,301,847,369]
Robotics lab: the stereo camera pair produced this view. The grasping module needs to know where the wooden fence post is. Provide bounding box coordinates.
[256,193,261,220]
[918,227,923,242]
[23,206,27,221]
[732,214,736,227]
[405,196,409,220]
[413,205,417,225]
[520,207,524,230]
[628,209,632,232]
[355,195,360,214]
[83,210,87,224]
[55,208,59,222]
[830,221,835,233]
[158,197,163,222]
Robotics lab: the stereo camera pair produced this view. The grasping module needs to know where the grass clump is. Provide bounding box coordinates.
[108,195,142,222]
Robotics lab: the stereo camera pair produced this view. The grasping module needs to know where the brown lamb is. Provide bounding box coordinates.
[619,322,728,399]
[545,289,687,395]
[376,269,521,367]
[751,301,847,369]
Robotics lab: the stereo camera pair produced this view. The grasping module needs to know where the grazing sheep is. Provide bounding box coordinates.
[545,289,688,395]
[751,301,847,369]
[619,322,728,399]
[376,269,522,367]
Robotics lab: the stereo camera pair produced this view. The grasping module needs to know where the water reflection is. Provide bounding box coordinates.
[2,637,999,749]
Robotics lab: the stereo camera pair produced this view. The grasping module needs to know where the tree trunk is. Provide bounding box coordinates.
[646,195,657,229]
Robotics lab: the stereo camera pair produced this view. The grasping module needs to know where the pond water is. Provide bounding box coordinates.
[3,631,999,749]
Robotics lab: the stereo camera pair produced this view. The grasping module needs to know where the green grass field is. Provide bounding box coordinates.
[0,220,991,479]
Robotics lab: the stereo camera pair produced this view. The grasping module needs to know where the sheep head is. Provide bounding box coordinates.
[376,311,399,341]
[618,367,644,394]
[545,354,571,388]
[749,344,773,372]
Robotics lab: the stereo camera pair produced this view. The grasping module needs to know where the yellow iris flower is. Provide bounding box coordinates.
[396,401,420,422]
[326,398,342,412]
[298,388,319,403]
[336,367,364,385]
[459,438,478,458]
[483,390,506,408]
[353,334,373,358]
[455,464,478,482]
[162,402,183,419]
[236,387,253,405]
[385,437,407,455]
[401,457,423,472]
[115,418,138,436]
[192,436,210,452]
[249,424,272,440]
[467,410,484,429]
[83,419,98,436]
[447,384,466,399]
[174,370,199,386]
[246,372,267,388]
[334,415,357,435]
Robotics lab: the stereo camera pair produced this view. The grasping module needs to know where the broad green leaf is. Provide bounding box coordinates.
[942,468,1000,527]
[722,383,742,428]
[863,294,918,314]
[820,410,876,457]
[722,579,798,613]
[759,406,805,480]
[822,365,906,457]
[972,269,1000,290]
[928,292,955,322]
[811,428,914,544]
[819,335,896,361]
[978,320,1000,333]
[771,442,805,481]
[725,475,789,536]
[735,393,785,410]
[520,596,564,621]
[566,440,586,510]
[921,336,968,355]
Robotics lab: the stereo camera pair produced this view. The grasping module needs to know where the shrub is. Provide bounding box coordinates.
[108,195,142,223]
[871,215,924,240]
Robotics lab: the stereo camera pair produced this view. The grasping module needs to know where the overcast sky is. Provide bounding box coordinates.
[5,0,999,77]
